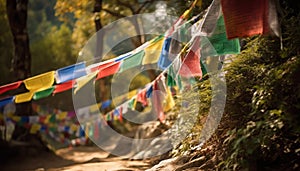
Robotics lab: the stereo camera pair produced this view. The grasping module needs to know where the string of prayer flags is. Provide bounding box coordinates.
[33,87,55,100]
[96,62,121,80]
[0,96,14,108]
[0,81,22,95]
[142,36,164,65]
[220,0,279,39]
[179,36,202,78]
[53,80,75,94]
[74,72,98,94]
[119,51,145,72]
[56,62,87,84]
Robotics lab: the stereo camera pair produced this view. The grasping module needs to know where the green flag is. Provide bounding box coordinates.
[201,16,240,57]
[119,50,145,72]
[33,87,54,100]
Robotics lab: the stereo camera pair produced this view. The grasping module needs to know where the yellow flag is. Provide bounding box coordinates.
[127,89,138,99]
[30,123,41,134]
[89,103,100,113]
[71,124,78,132]
[44,115,51,124]
[74,72,97,94]
[113,89,137,106]
[24,71,55,91]
[12,116,21,122]
[85,123,89,138]
[164,88,175,112]
[142,38,164,65]
[15,92,34,103]
[57,112,67,120]
[182,9,192,19]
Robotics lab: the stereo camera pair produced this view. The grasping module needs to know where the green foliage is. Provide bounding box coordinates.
[170,2,300,170]
[31,24,76,75]
[218,13,300,170]
[171,78,213,156]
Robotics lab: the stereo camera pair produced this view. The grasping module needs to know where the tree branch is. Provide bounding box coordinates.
[116,0,134,14]
[135,0,156,14]
[102,8,126,18]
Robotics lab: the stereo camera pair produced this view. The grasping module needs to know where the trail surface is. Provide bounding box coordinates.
[2,146,151,171]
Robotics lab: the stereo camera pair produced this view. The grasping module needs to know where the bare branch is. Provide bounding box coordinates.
[135,0,156,14]
[102,8,126,18]
[116,0,135,14]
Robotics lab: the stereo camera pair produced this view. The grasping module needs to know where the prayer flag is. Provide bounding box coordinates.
[57,112,67,120]
[158,37,173,69]
[87,61,115,73]
[142,37,164,65]
[97,62,121,80]
[0,97,14,108]
[152,76,167,122]
[53,80,75,94]
[56,62,87,84]
[163,88,175,112]
[15,92,34,103]
[24,71,55,91]
[33,87,54,100]
[74,72,97,94]
[221,0,271,39]
[136,89,148,107]
[200,0,221,36]
[30,123,41,134]
[179,36,202,78]
[207,16,240,55]
[0,81,22,95]
[101,100,111,110]
[119,51,145,72]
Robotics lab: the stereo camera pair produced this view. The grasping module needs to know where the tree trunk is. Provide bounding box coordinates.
[94,0,108,101]
[6,0,46,151]
[6,0,31,79]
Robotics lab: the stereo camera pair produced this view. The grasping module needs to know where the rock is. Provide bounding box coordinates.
[130,121,171,159]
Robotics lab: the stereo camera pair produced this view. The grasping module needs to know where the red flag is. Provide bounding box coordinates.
[179,36,202,78]
[0,81,22,95]
[119,107,123,122]
[88,61,115,73]
[152,77,166,123]
[136,89,148,107]
[53,80,75,94]
[221,0,269,39]
[96,62,121,80]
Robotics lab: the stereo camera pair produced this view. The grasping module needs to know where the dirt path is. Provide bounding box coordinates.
[2,146,151,171]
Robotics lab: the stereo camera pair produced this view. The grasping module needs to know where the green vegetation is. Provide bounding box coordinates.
[171,2,300,170]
